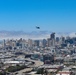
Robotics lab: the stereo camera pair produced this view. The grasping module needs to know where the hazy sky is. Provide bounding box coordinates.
[0,0,76,32]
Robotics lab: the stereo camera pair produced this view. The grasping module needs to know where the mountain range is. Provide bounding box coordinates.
[0,31,76,40]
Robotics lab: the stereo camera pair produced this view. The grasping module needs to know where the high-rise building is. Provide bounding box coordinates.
[56,37,60,43]
[47,38,51,47]
[55,37,60,45]
[60,36,65,44]
[3,39,6,47]
[42,39,47,47]
[50,33,55,46]
[34,40,40,47]
[39,41,43,47]
[50,33,55,39]
[28,39,33,47]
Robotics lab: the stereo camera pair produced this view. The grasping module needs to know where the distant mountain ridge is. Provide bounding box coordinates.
[0,30,75,40]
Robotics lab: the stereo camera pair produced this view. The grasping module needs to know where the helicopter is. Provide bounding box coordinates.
[36,26,40,29]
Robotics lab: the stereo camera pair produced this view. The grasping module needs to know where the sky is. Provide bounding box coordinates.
[0,0,76,32]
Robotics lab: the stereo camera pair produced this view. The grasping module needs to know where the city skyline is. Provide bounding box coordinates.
[0,0,76,32]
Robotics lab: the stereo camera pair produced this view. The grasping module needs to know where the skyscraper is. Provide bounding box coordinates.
[42,39,47,47]
[34,40,40,47]
[28,39,33,47]
[60,36,65,44]
[3,39,6,47]
[50,33,55,46]
[50,32,55,39]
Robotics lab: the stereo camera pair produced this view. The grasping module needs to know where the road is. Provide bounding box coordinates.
[14,58,44,75]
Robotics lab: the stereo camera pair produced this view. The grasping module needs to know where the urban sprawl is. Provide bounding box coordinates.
[0,33,76,75]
